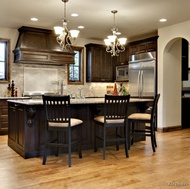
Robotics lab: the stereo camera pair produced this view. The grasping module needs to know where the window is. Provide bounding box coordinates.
[0,39,10,83]
[68,46,84,85]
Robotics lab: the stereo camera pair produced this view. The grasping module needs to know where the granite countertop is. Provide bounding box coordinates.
[0,97,31,100]
[7,97,153,105]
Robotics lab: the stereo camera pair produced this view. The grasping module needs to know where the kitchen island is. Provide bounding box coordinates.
[7,97,153,158]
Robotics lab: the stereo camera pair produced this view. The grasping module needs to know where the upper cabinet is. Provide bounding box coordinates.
[85,37,158,82]
[85,43,115,82]
[128,36,158,55]
[115,47,129,66]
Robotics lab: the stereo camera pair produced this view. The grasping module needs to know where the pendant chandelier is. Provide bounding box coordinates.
[104,10,127,56]
[54,0,79,51]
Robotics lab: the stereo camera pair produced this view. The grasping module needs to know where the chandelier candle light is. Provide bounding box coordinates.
[54,0,79,51]
[104,10,127,56]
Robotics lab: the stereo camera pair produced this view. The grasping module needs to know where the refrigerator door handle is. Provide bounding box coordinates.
[141,70,144,97]
[138,70,141,97]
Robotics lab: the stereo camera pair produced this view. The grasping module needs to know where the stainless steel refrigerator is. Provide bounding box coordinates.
[128,52,156,97]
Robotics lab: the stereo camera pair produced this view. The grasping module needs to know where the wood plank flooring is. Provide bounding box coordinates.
[0,129,190,189]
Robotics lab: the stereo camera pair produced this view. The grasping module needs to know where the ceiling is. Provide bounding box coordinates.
[1,0,190,42]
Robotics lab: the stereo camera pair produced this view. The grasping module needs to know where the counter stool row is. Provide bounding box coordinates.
[42,94,160,167]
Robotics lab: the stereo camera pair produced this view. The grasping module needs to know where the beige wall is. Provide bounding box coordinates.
[158,20,190,129]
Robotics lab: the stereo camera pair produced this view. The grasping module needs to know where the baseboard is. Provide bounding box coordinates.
[157,125,182,132]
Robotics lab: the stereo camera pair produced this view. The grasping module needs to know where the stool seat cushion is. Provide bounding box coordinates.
[128,113,151,121]
[48,118,83,128]
[94,116,125,124]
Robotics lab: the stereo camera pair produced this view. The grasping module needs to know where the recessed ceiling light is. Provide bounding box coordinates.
[159,18,167,22]
[31,17,38,21]
[71,13,78,17]
[78,26,84,29]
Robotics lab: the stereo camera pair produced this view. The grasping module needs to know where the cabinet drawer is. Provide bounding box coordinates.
[0,121,8,130]
[0,106,8,116]
[0,100,8,106]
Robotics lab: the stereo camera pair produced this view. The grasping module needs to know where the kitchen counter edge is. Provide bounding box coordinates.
[7,97,153,105]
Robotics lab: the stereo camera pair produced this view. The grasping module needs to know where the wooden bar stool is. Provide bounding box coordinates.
[128,94,160,152]
[94,94,130,160]
[42,95,83,167]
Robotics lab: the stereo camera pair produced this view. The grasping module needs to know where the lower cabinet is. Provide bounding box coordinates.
[0,100,8,135]
[8,103,25,156]
[8,102,98,158]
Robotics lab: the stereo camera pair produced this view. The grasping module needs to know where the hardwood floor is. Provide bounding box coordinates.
[0,129,190,189]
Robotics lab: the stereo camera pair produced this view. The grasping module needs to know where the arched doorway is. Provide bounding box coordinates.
[158,37,189,131]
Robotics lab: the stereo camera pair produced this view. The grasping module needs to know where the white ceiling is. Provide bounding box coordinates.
[1,0,190,42]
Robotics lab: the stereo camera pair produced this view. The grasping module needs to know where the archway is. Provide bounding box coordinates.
[158,37,189,131]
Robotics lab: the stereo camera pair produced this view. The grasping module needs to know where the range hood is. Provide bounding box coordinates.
[13,26,75,66]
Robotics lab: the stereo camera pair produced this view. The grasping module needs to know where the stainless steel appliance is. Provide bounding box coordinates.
[116,65,128,81]
[128,52,156,97]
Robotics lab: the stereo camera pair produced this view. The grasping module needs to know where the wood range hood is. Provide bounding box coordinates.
[13,26,75,66]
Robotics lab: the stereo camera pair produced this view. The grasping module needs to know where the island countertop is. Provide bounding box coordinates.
[0,97,30,100]
[7,97,153,105]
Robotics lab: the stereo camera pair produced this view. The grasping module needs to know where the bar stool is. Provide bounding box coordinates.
[42,95,83,167]
[128,94,160,152]
[94,94,130,160]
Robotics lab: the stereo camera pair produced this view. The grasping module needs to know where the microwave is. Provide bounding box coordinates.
[116,65,128,81]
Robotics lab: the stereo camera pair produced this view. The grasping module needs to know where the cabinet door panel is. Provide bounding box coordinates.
[17,108,24,149]
[101,51,114,81]
[86,44,114,82]
[91,47,102,81]
[146,41,157,52]
[138,42,147,53]
[0,100,8,134]
[129,45,138,55]
[8,106,17,142]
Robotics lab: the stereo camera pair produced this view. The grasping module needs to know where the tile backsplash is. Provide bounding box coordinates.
[0,63,128,97]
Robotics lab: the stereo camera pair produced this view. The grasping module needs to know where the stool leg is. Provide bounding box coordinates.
[94,123,97,152]
[154,134,157,147]
[42,145,47,165]
[131,122,135,145]
[68,128,72,167]
[128,120,131,150]
[42,131,48,165]
[116,127,119,151]
[78,125,82,158]
[124,124,129,158]
[55,131,60,157]
[103,126,106,160]
[151,130,156,152]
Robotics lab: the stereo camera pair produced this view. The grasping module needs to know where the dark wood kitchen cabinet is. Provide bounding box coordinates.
[115,47,129,66]
[0,100,8,134]
[85,43,115,82]
[8,103,25,153]
[7,101,99,158]
[128,36,158,55]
